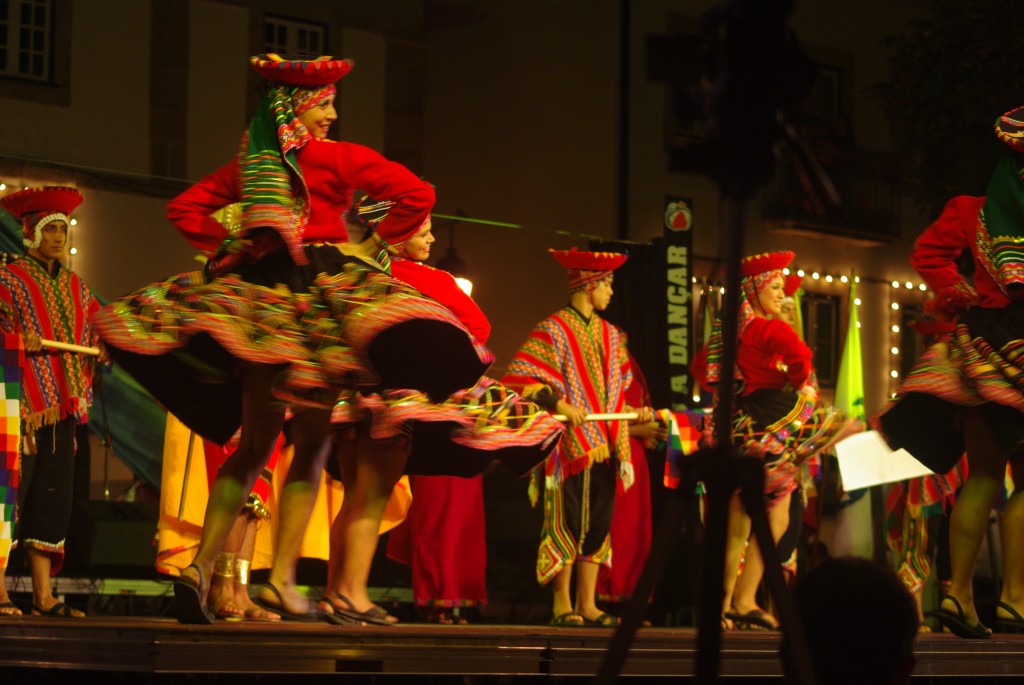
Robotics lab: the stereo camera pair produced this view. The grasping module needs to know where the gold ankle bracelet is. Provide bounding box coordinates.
[213,552,237,579]
[234,558,251,586]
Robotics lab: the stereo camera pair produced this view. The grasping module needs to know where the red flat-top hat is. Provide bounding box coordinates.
[550,247,628,290]
[995,105,1024,153]
[0,185,84,249]
[740,250,794,278]
[1,185,83,219]
[251,53,354,87]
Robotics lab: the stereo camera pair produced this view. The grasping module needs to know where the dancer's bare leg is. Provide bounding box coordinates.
[181,364,285,601]
[324,433,407,615]
[28,547,82,616]
[944,410,1003,627]
[325,434,357,589]
[0,567,20,616]
[207,515,248,619]
[730,491,790,628]
[231,516,278,620]
[259,407,332,614]
[574,560,604,622]
[998,489,1024,620]
[722,492,751,618]
[551,564,578,622]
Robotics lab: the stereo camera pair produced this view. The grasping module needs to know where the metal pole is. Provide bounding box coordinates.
[176,431,196,521]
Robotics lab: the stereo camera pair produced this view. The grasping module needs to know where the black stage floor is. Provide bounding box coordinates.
[1,615,1024,682]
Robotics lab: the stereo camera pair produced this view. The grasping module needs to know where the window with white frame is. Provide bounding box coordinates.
[264,15,326,57]
[0,0,52,81]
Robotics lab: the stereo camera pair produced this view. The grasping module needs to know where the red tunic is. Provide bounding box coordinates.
[736,317,813,393]
[691,317,812,395]
[167,138,435,253]
[909,196,1006,308]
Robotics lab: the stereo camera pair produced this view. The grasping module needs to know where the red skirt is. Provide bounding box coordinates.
[386,474,487,607]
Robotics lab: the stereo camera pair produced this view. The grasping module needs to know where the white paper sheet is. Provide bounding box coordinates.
[833,430,934,490]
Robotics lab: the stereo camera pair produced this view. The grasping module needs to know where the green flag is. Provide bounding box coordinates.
[834,279,865,422]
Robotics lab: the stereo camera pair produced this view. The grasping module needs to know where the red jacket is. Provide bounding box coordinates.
[910,195,1008,309]
[167,138,434,253]
[691,316,812,395]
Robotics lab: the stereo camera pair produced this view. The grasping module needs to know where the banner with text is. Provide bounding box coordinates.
[664,197,694,410]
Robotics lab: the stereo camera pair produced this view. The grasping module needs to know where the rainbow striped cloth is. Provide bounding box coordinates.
[661,408,707,490]
[0,334,22,571]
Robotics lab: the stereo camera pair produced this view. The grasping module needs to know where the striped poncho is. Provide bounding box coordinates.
[503,306,631,484]
[0,257,98,430]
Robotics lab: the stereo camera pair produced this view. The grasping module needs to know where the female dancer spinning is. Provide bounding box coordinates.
[92,55,489,623]
[877,105,1024,638]
[695,250,858,629]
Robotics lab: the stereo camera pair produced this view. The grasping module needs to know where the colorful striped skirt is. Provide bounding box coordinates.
[329,376,563,478]
[92,243,491,444]
[876,301,1024,474]
[728,388,850,503]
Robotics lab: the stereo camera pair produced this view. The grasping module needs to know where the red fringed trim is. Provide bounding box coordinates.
[23,397,88,432]
[561,455,591,478]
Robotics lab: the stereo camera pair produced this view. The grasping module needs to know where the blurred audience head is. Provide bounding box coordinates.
[783,556,918,685]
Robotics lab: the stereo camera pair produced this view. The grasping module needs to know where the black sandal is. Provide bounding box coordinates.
[725,608,778,630]
[550,611,585,627]
[31,601,84,618]
[320,593,395,626]
[174,564,215,625]
[926,595,991,639]
[582,612,620,627]
[995,601,1024,634]
[254,582,322,622]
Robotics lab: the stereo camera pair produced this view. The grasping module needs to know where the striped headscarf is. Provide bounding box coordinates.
[237,83,335,266]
